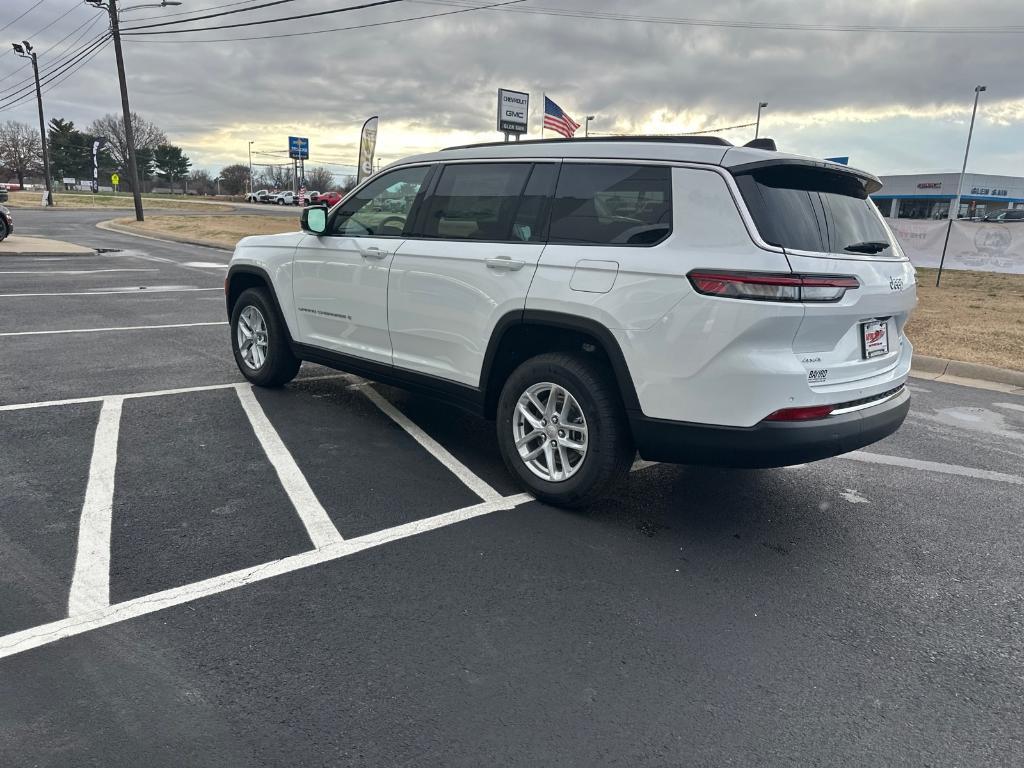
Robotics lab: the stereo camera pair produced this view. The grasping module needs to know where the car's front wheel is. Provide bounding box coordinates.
[230,287,300,387]
[496,352,633,508]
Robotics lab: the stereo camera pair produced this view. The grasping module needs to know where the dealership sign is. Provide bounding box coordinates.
[917,181,942,189]
[497,88,529,135]
[288,136,309,160]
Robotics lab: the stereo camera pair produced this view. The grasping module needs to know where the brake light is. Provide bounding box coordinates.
[687,270,859,302]
[764,405,835,421]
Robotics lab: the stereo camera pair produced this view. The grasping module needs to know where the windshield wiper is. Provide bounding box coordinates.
[844,241,890,254]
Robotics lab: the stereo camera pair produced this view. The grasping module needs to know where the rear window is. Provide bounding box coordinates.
[734,165,892,254]
[548,164,672,246]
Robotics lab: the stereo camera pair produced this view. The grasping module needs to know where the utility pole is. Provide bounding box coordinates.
[88,0,145,221]
[755,101,768,139]
[12,42,53,207]
[248,140,254,195]
[937,84,986,287]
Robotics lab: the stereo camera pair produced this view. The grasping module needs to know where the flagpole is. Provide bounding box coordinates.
[541,91,545,139]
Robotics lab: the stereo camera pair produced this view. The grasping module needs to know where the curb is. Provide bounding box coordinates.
[912,355,1024,389]
[96,219,232,252]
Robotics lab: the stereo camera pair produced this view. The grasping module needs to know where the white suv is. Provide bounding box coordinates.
[225,137,916,506]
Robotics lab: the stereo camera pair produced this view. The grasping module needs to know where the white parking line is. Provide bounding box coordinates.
[235,384,345,549]
[67,397,123,616]
[0,321,227,337]
[355,378,503,503]
[0,492,533,660]
[0,268,158,275]
[0,287,222,298]
[992,402,1024,413]
[843,451,1023,485]
[0,374,349,412]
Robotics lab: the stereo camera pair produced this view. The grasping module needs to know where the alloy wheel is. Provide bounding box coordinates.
[237,305,269,370]
[512,382,589,482]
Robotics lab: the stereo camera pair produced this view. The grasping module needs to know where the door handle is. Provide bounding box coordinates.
[485,256,526,271]
[359,246,389,259]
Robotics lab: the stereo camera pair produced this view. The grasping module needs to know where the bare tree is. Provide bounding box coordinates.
[188,169,214,195]
[337,174,358,194]
[0,121,42,187]
[304,165,335,191]
[87,112,167,188]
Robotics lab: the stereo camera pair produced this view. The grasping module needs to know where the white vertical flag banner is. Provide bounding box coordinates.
[357,116,379,184]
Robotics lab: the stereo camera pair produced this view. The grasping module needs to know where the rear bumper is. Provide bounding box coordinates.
[629,387,910,468]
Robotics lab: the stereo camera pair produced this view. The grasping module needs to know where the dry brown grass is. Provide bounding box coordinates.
[6,190,233,212]
[111,214,298,248]
[909,268,1024,371]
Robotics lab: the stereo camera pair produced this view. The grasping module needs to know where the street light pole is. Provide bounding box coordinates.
[12,42,54,207]
[248,140,254,195]
[584,115,595,137]
[937,84,986,287]
[755,101,768,139]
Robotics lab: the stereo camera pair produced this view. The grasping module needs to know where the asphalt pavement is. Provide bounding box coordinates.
[1,207,1022,767]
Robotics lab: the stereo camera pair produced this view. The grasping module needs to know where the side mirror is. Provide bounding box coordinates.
[301,204,328,235]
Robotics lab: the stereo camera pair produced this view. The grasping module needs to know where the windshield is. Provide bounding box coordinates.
[734,164,893,255]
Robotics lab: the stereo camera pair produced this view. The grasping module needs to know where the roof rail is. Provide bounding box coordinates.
[442,135,733,151]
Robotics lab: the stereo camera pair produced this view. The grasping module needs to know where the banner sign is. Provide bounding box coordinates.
[288,136,309,160]
[92,137,106,193]
[886,218,1024,274]
[497,88,529,135]
[357,116,378,184]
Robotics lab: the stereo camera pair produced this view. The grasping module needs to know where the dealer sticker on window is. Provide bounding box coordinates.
[861,319,889,359]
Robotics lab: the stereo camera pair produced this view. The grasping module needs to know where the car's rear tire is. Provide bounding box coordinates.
[230,287,300,387]
[496,352,633,508]
[0,218,7,242]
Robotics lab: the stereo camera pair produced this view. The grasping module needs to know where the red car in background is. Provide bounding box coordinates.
[315,190,345,207]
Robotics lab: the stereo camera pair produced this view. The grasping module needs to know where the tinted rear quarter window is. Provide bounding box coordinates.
[418,163,533,241]
[549,164,672,246]
[735,165,892,254]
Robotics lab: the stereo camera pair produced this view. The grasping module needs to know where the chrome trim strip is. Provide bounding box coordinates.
[829,386,906,416]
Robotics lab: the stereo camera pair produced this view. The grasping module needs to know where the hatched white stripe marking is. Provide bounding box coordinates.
[0,287,221,298]
[0,493,533,660]
[67,398,124,615]
[235,384,344,548]
[0,268,157,275]
[844,451,1023,485]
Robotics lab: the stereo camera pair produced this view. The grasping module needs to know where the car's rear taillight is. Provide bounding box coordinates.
[764,405,835,421]
[687,270,859,303]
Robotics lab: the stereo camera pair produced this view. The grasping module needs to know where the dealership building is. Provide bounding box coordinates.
[870,173,1024,220]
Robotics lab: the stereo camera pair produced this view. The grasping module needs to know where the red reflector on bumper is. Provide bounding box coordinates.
[764,405,835,422]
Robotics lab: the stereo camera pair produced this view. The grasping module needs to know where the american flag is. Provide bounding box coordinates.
[543,96,580,139]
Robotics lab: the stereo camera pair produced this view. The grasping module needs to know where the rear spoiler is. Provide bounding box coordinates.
[726,157,883,196]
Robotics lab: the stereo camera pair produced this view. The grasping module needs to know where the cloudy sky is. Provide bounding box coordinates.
[2,0,1023,181]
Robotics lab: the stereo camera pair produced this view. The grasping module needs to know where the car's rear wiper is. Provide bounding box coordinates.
[844,241,890,254]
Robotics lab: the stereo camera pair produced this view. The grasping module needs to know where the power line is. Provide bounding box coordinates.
[126,0,292,23]
[122,0,407,35]
[121,0,523,42]
[0,33,111,112]
[121,0,302,31]
[0,0,54,36]
[0,14,105,92]
[0,0,91,72]
[416,0,1024,34]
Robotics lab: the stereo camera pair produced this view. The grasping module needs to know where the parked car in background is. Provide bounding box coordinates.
[269,191,296,205]
[224,136,916,507]
[316,190,345,207]
[0,205,13,241]
[0,184,8,203]
[245,189,271,203]
[984,208,1024,222]
[302,191,321,205]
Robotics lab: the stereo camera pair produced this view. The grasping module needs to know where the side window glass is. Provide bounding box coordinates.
[330,166,429,237]
[420,163,532,241]
[549,164,673,246]
[510,164,557,242]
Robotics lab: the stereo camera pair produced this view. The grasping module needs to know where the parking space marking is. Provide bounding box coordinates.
[0,321,227,337]
[0,268,158,275]
[993,402,1024,413]
[235,384,345,548]
[0,287,222,298]
[355,378,504,503]
[0,374,349,412]
[843,451,1023,485]
[0,492,533,661]
[67,398,123,616]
